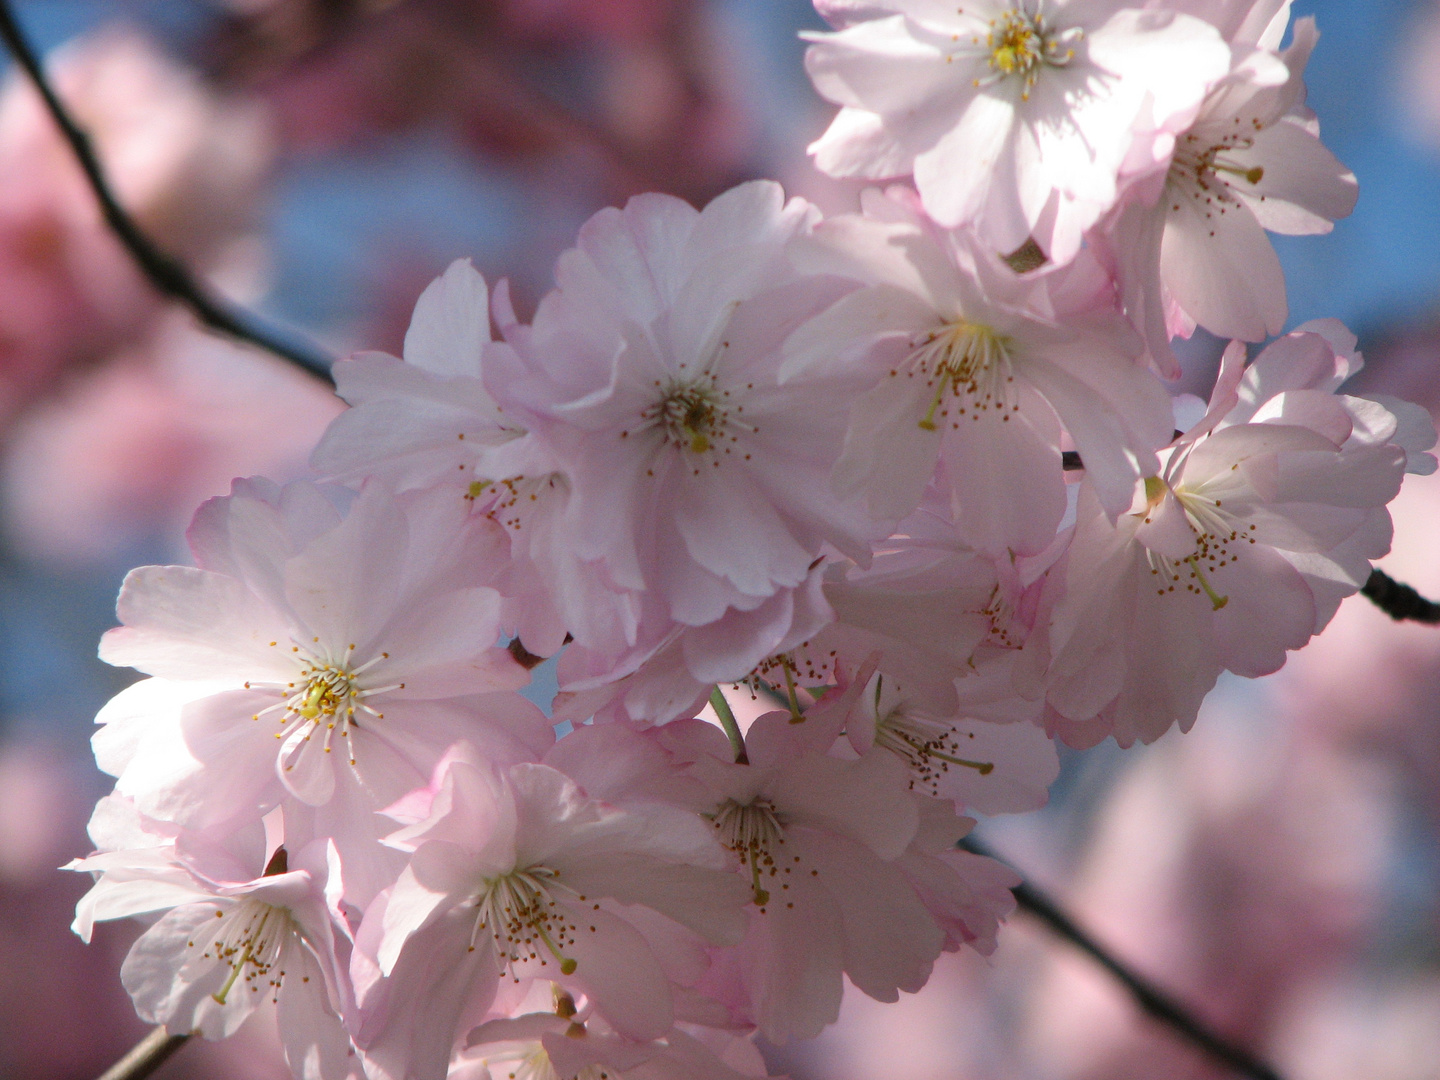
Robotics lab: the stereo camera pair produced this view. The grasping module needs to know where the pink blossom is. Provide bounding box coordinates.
[803,0,1230,263]
[554,556,836,727]
[894,796,1018,956]
[1156,0,1294,46]
[699,508,1058,829]
[68,818,359,1080]
[834,670,1058,813]
[652,712,1009,1042]
[1037,324,1426,746]
[314,259,524,495]
[312,259,593,656]
[94,478,548,906]
[797,485,1063,720]
[485,180,878,673]
[457,988,771,1080]
[349,745,750,1080]
[785,185,1172,552]
[1099,11,1357,372]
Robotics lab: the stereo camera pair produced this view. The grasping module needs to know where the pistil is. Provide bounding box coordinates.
[971,5,1083,100]
[908,319,1018,430]
[201,897,296,1005]
[871,696,994,797]
[473,867,579,976]
[711,798,785,908]
[248,642,403,767]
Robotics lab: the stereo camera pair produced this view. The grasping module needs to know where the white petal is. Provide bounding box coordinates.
[1235,116,1356,235]
[1162,192,1285,341]
[403,259,492,378]
[102,566,292,683]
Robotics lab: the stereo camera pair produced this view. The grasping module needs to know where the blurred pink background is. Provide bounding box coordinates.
[1,1,1440,1077]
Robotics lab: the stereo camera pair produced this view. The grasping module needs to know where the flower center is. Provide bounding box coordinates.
[641,380,730,455]
[905,320,1019,431]
[979,584,1022,649]
[989,11,1043,75]
[199,897,297,1005]
[467,473,563,533]
[248,644,402,767]
[745,650,831,695]
[485,1040,608,1080]
[711,798,785,908]
[1168,129,1265,219]
[743,651,829,722]
[501,1046,564,1080]
[873,706,994,797]
[473,866,579,976]
[1137,479,1256,611]
[979,6,1081,98]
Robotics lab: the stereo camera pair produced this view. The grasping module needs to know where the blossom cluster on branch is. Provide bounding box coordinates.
[68,2,1436,1078]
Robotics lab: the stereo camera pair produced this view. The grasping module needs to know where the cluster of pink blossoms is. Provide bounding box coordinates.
[69,2,1436,1078]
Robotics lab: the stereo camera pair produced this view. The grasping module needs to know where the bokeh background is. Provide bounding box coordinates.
[1,1,1438,1077]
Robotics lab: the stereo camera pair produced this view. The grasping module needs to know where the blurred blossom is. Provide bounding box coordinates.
[213,1,750,204]
[0,315,342,566]
[1272,460,1440,792]
[1402,3,1440,150]
[1275,977,1440,1080]
[500,0,676,43]
[763,941,1040,1080]
[1019,712,1393,1080]
[0,739,79,887]
[0,24,272,426]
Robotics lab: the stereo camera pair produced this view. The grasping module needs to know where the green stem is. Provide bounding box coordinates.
[709,687,748,764]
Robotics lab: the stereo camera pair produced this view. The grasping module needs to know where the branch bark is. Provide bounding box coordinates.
[1361,567,1440,624]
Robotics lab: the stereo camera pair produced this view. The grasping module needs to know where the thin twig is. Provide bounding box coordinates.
[0,2,335,384]
[961,836,1284,1080]
[96,1027,190,1080]
[1361,567,1440,624]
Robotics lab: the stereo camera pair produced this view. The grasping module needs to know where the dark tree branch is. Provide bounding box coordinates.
[96,1027,190,1080]
[1361,567,1440,624]
[0,2,335,385]
[961,836,1285,1080]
